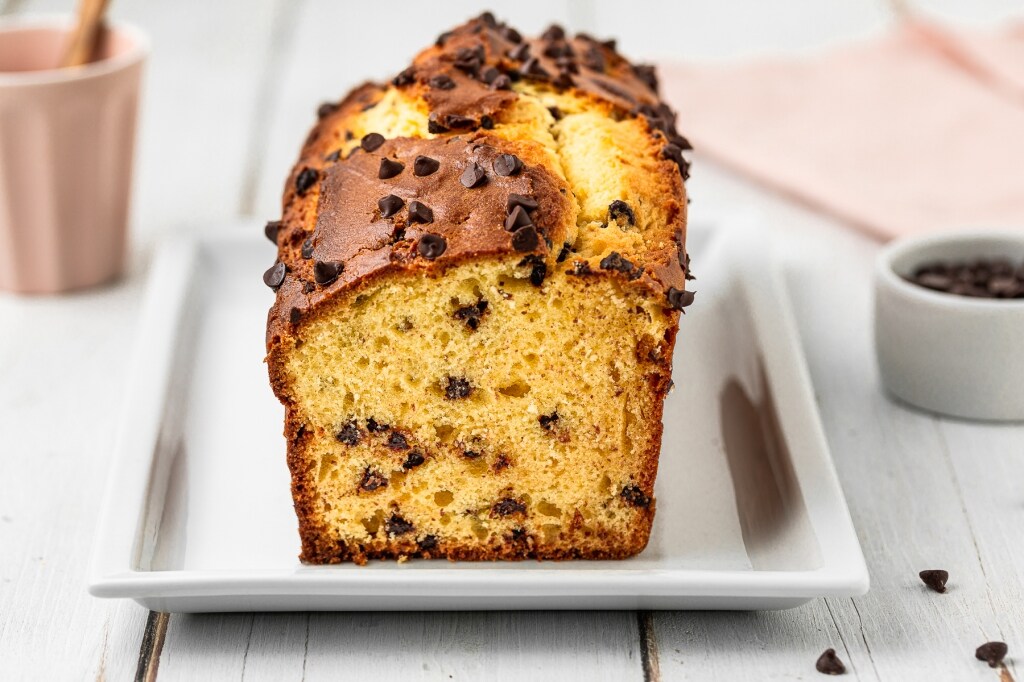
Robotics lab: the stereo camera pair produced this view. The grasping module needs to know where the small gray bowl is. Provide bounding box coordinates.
[874,230,1024,421]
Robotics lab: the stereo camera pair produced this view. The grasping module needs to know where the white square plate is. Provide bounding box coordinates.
[89,215,868,612]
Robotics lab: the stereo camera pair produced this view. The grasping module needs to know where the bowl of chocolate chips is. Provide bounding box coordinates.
[874,230,1024,421]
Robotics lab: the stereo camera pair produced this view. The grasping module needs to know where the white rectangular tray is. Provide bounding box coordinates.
[89,215,868,612]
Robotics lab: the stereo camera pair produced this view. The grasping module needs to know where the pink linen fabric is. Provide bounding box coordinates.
[660,21,1024,240]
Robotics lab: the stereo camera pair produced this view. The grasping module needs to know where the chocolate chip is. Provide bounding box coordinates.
[317,102,338,119]
[662,143,691,179]
[366,417,389,432]
[919,569,948,593]
[504,205,533,232]
[500,26,522,43]
[975,642,1008,668]
[460,162,487,188]
[264,220,282,243]
[454,300,488,330]
[301,237,314,259]
[462,448,481,459]
[682,251,695,280]
[493,454,511,471]
[313,260,343,286]
[490,74,512,90]
[408,200,433,224]
[295,167,319,196]
[413,155,440,176]
[324,149,341,162]
[601,38,618,51]
[673,134,694,151]
[418,234,447,259]
[378,158,405,179]
[541,24,565,41]
[385,513,414,536]
[378,194,405,218]
[360,133,385,152]
[435,31,452,47]
[263,262,286,290]
[521,57,551,80]
[428,74,456,90]
[506,193,539,213]
[403,451,425,469]
[508,42,530,62]
[387,431,410,450]
[529,259,546,286]
[418,534,438,550]
[906,258,1024,299]
[453,46,484,74]
[493,153,523,177]
[548,106,563,120]
[815,649,846,675]
[539,411,559,430]
[511,225,539,252]
[444,376,472,400]
[553,72,575,89]
[479,66,500,84]
[557,242,571,263]
[302,281,315,293]
[480,115,495,130]
[608,200,635,226]
[392,67,415,86]
[620,485,651,508]
[336,420,361,445]
[667,287,695,311]
[359,467,387,491]
[633,64,659,92]
[544,42,574,59]
[289,307,302,325]
[491,497,527,517]
[600,252,643,280]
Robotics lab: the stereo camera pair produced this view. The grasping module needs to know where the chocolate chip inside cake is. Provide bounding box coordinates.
[265,13,692,564]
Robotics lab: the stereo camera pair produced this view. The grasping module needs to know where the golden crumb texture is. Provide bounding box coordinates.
[263,12,693,564]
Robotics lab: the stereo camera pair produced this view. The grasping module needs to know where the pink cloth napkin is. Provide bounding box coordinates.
[660,22,1024,240]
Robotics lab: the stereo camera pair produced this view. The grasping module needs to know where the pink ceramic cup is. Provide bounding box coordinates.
[0,16,148,294]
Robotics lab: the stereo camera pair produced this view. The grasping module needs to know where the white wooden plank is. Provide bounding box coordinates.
[0,251,152,681]
[301,612,642,682]
[156,614,255,680]
[654,605,861,681]
[156,611,643,682]
[937,420,1024,680]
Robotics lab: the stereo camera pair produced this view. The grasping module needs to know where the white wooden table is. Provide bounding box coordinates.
[1,1,1022,680]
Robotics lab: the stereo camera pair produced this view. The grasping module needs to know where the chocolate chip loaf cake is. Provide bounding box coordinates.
[264,13,693,564]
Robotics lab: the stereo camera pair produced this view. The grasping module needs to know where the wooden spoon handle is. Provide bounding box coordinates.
[60,0,112,68]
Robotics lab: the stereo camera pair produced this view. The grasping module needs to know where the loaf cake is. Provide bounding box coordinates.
[264,13,693,564]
